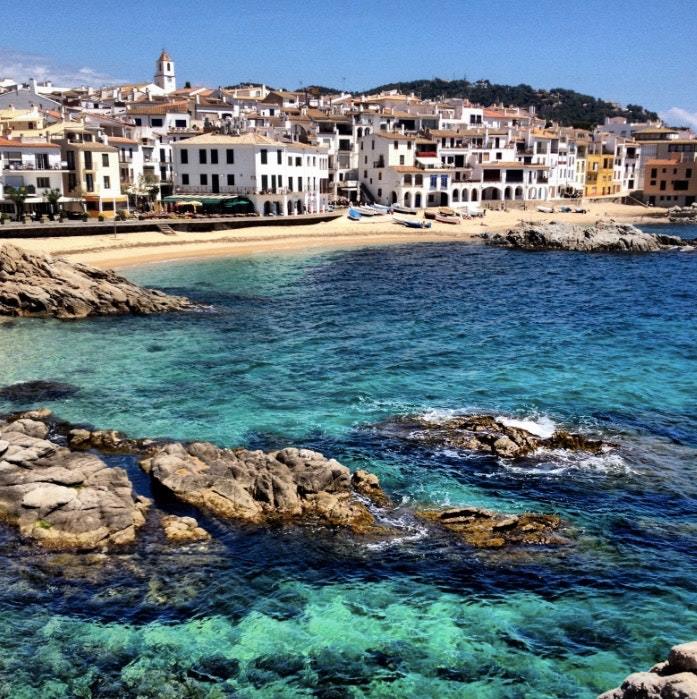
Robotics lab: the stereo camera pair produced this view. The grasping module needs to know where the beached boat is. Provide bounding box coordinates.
[347,208,362,221]
[536,206,554,213]
[392,205,417,215]
[393,216,432,229]
[371,203,391,213]
[356,206,378,216]
[435,213,460,224]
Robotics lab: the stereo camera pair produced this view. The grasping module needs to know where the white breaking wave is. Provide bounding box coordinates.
[496,415,557,440]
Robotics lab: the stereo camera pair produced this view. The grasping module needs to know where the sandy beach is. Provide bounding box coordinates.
[2,202,669,269]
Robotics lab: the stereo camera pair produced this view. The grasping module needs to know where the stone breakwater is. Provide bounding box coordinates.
[598,641,697,698]
[478,221,684,252]
[0,410,570,552]
[0,243,195,318]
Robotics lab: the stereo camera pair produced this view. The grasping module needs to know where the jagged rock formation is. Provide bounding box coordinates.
[479,221,683,252]
[599,641,697,698]
[420,507,566,548]
[0,243,195,319]
[140,442,383,532]
[160,514,210,543]
[668,205,697,224]
[389,413,605,459]
[0,412,148,550]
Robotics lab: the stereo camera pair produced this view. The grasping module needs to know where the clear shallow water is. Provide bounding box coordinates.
[1,225,697,697]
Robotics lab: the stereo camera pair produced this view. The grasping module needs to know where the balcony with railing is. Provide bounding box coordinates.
[2,161,66,171]
[175,185,310,196]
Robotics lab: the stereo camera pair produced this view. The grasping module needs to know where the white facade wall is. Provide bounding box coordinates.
[172,136,329,213]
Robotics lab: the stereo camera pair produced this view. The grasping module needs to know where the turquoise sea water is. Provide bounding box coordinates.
[1,225,696,697]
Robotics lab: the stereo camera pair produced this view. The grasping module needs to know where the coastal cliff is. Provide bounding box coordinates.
[478,221,683,252]
[0,243,195,319]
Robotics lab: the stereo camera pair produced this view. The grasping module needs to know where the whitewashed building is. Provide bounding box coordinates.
[170,132,329,214]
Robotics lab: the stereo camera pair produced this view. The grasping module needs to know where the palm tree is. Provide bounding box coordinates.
[5,186,28,221]
[43,188,62,219]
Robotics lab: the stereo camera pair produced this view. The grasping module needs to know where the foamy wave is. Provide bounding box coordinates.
[364,511,430,551]
[496,415,557,440]
[500,449,634,477]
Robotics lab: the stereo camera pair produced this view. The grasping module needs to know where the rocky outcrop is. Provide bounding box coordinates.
[668,204,697,224]
[0,243,195,319]
[419,507,566,548]
[0,412,148,550]
[160,514,210,543]
[141,442,385,533]
[599,641,697,699]
[479,221,683,252]
[389,413,605,459]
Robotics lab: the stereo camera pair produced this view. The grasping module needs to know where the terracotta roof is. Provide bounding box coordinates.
[108,136,138,145]
[66,142,118,153]
[0,138,59,149]
[127,101,189,115]
[393,166,423,173]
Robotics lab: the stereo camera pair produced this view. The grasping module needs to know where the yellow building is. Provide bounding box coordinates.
[584,148,618,197]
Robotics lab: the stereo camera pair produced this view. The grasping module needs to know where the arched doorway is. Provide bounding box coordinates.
[274,201,282,215]
[515,186,523,200]
[415,192,422,208]
[452,189,459,202]
[482,187,501,201]
[440,192,449,206]
[528,188,537,200]
[504,187,513,200]
[404,191,411,207]
[462,189,469,202]
[391,191,397,204]
[471,190,479,202]
[287,200,294,215]
[263,201,272,215]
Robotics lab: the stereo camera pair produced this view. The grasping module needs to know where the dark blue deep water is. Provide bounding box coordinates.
[1,225,696,698]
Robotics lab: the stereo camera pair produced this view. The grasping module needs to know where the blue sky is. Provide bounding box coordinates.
[3,0,697,125]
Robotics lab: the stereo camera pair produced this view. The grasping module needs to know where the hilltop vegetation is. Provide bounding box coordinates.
[361,78,658,129]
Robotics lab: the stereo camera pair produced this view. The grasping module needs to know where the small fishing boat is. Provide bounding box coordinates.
[393,216,432,229]
[392,205,417,215]
[435,213,460,224]
[536,206,554,213]
[347,208,362,221]
[356,206,378,216]
[371,203,391,213]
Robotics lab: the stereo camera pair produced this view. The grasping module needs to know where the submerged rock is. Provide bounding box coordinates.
[391,413,605,459]
[141,442,384,532]
[0,243,196,319]
[479,221,683,252]
[0,380,79,403]
[599,641,697,698]
[419,507,566,548]
[0,413,148,550]
[160,514,210,543]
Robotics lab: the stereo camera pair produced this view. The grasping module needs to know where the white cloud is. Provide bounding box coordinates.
[0,48,124,87]
[659,107,697,130]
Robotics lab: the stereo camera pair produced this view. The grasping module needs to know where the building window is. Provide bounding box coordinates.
[86,174,94,192]
[399,155,405,165]
[211,149,218,164]
[377,188,382,197]
[103,176,111,189]
[261,174,268,190]
[260,149,268,164]
[226,149,234,164]
[277,149,282,164]
[660,180,666,191]
[296,157,301,167]
[227,174,235,186]
[36,177,50,188]
[84,152,93,169]
[288,177,293,191]
[68,173,77,191]
[298,177,303,190]
[181,149,188,164]
[687,169,693,179]
[159,148,165,163]
[199,149,207,164]
[182,173,189,185]
[200,174,208,185]
[175,119,186,128]
[151,118,163,127]
[288,156,292,166]
[102,153,109,167]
